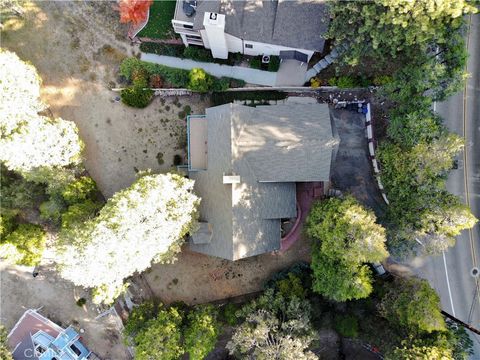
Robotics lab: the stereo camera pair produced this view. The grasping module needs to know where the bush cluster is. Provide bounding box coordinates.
[120,58,242,97]
[139,42,243,66]
[249,55,281,72]
[121,86,154,108]
[328,75,371,88]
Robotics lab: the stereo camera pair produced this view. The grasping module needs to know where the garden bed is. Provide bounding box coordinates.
[140,42,281,72]
[137,0,177,39]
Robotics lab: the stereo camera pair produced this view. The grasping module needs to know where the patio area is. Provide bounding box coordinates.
[275,59,308,86]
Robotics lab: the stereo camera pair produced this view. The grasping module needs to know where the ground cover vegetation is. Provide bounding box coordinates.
[326,0,478,258]
[136,0,176,39]
[0,49,103,266]
[119,57,244,107]
[124,264,473,359]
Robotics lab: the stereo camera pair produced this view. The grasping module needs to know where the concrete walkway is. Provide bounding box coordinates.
[141,53,277,86]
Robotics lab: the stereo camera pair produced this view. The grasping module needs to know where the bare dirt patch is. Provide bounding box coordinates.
[1,1,208,197]
[0,263,130,359]
[133,235,311,305]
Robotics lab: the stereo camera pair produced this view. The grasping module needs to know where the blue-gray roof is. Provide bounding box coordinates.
[189,102,337,260]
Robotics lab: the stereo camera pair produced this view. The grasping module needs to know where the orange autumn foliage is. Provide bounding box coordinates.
[118,0,153,25]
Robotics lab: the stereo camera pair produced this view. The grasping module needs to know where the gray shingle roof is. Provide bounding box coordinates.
[192,0,330,52]
[189,103,337,260]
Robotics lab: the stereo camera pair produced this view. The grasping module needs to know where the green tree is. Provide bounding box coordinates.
[388,340,453,360]
[0,223,46,266]
[0,324,13,360]
[133,306,184,360]
[378,129,477,257]
[327,0,476,66]
[124,301,157,338]
[56,172,199,304]
[184,305,219,360]
[0,49,83,177]
[379,277,446,334]
[306,195,388,301]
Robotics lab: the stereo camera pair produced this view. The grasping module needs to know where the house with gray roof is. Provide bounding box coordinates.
[187,102,339,260]
[172,0,330,61]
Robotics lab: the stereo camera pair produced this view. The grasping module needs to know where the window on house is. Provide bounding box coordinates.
[245,44,253,49]
[186,34,201,40]
[70,344,82,356]
[183,24,193,29]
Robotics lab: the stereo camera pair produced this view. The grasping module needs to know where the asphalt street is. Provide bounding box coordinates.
[410,14,480,356]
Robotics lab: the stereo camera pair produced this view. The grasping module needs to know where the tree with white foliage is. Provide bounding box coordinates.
[227,289,318,360]
[56,172,199,304]
[0,49,83,177]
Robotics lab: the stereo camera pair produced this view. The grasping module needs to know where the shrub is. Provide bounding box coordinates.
[149,74,163,88]
[62,176,99,205]
[61,200,102,231]
[336,76,357,88]
[0,223,46,266]
[131,67,149,88]
[183,46,213,62]
[373,75,393,86]
[0,210,18,239]
[327,77,337,86]
[335,314,359,338]
[222,303,239,326]
[267,56,281,72]
[310,77,321,88]
[121,86,154,108]
[212,77,230,92]
[250,57,261,69]
[140,42,183,57]
[188,68,214,92]
[39,194,67,224]
[228,78,246,88]
[76,298,87,307]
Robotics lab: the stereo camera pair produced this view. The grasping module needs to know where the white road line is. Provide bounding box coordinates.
[433,101,436,112]
[443,250,456,317]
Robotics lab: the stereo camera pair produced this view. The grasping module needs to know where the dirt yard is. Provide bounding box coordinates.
[1,1,209,197]
[0,263,130,359]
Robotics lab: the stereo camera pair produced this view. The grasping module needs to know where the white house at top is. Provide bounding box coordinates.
[172,0,330,62]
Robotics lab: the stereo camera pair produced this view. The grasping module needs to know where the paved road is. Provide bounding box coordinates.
[411,14,480,355]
